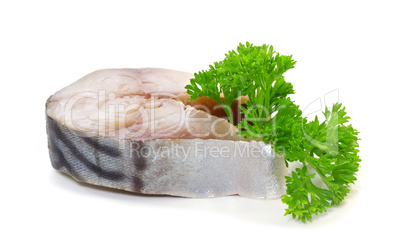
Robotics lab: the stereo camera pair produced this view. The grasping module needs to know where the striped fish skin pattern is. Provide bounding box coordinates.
[46,116,287,199]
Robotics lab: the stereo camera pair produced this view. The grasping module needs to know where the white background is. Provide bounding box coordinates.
[1,0,401,246]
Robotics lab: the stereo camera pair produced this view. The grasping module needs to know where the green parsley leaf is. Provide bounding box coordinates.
[185,42,296,124]
[282,103,360,222]
[186,42,360,222]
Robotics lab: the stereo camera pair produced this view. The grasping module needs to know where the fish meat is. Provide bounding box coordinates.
[46,68,287,198]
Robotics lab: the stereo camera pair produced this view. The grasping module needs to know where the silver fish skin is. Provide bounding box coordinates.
[47,116,287,199]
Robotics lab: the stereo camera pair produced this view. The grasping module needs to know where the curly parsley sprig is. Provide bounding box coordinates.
[185,42,360,222]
